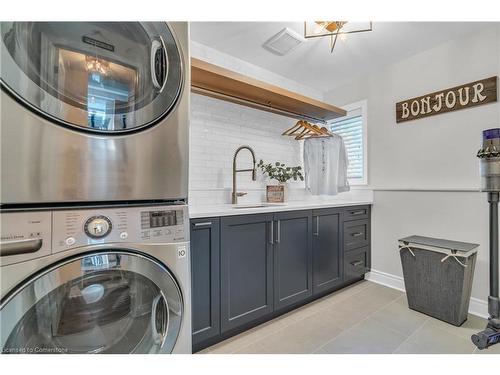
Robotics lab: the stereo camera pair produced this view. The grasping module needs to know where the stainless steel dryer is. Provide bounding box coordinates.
[0,204,191,354]
[0,22,189,205]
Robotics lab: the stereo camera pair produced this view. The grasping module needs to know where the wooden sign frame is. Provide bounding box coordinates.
[396,76,497,123]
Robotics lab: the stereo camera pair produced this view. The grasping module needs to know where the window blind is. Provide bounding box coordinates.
[330,115,364,180]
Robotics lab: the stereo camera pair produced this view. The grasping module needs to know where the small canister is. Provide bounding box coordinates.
[478,128,500,192]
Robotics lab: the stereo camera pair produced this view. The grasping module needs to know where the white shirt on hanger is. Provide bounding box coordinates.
[303,135,350,195]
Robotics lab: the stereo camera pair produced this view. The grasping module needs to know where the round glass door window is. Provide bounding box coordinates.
[0,22,183,133]
[0,252,183,354]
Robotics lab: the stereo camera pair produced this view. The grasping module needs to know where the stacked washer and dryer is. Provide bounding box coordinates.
[0,22,191,353]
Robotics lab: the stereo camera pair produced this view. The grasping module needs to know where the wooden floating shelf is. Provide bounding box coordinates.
[190,57,346,123]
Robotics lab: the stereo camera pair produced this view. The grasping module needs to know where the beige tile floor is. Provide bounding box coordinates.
[198,281,500,354]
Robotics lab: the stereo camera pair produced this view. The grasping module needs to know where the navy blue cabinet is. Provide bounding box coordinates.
[343,205,371,281]
[190,205,371,351]
[344,246,371,282]
[312,208,343,295]
[220,213,274,333]
[273,210,313,311]
[190,218,220,349]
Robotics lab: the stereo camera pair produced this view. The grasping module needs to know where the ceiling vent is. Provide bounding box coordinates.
[263,27,305,56]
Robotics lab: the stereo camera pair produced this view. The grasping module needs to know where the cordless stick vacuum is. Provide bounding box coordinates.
[472,128,500,350]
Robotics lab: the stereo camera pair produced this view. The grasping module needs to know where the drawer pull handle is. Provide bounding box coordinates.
[350,260,364,267]
[269,221,274,245]
[350,210,365,215]
[351,232,364,237]
[193,222,212,227]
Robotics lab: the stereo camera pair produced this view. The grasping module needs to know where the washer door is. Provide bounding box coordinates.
[0,22,183,133]
[0,251,183,354]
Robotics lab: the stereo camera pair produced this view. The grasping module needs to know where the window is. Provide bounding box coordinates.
[329,100,367,185]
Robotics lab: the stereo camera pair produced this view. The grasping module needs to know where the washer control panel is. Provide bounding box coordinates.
[84,216,112,239]
[52,205,188,253]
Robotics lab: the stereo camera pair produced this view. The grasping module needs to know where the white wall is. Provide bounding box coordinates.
[325,25,500,309]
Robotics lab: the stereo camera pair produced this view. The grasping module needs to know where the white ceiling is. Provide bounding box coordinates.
[190,22,495,93]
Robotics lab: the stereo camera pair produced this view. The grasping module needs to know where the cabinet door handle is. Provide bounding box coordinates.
[351,232,364,237]
[350,210,365,215]
[193,221,212,227]
[276,220,281,244]
[269,221,274,245]
[350,260,364,267]
[313,216,319,236]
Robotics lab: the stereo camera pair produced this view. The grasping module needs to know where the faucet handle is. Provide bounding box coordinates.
[236,192,248,197]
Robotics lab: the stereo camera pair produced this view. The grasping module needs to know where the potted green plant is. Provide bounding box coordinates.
[257,160,304,203]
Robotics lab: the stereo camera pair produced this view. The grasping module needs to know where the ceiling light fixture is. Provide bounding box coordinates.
[304,21,372,53]
[86,55,109,76]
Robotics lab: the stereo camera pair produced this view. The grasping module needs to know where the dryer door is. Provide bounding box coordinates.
[0,22,183,133]
[0,251,183,354]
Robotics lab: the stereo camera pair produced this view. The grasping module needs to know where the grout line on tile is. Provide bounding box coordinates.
[391,317,430,354]
[314,286,405,353]
[216,281,374,354]
[207,281,400,354]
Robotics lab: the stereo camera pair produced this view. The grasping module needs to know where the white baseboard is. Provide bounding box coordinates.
[468,297,489,319]
[366,269,489,318]
[365,269,406,292]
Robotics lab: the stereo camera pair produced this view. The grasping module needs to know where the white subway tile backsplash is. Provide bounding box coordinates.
[189,93,305,202]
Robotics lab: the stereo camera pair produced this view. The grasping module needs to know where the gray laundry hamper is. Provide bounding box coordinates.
[399,235,479,326]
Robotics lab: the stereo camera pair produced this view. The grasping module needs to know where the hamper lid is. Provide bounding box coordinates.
[398,235,479,253]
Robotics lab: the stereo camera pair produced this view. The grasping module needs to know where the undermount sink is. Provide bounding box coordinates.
[232,203,287,209]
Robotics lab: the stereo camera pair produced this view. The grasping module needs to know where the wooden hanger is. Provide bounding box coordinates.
[282,120,305,136]
[295,124,333,140]
[283,120,334,140]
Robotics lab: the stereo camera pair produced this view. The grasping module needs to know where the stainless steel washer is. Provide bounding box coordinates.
[0,22,189,205]
[0,204,191,354]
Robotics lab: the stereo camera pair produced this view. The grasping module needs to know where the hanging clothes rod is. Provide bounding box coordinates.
[191,86,328,124]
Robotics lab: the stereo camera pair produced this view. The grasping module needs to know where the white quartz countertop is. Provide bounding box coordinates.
[189,199,373,219]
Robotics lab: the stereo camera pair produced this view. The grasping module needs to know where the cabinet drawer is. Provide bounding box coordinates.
[344,246,370,281]
[343,219,370,251]
[343,206,369,221]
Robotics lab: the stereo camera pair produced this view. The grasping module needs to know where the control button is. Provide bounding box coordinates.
[84,216,112,239]
[65,237,76,246]
[120,231,128,239]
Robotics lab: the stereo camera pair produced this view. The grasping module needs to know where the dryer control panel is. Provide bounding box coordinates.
[52,205,188,253]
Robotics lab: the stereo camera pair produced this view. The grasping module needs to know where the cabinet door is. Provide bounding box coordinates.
[312,208,343,295]
[220,213,274,333]
[273,210,313,311]
[190,218,220,348]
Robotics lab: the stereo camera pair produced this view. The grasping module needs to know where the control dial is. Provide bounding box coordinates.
[84,216,112,239]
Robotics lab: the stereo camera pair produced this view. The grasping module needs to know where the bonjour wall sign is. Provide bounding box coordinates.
[396,76,497,123]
